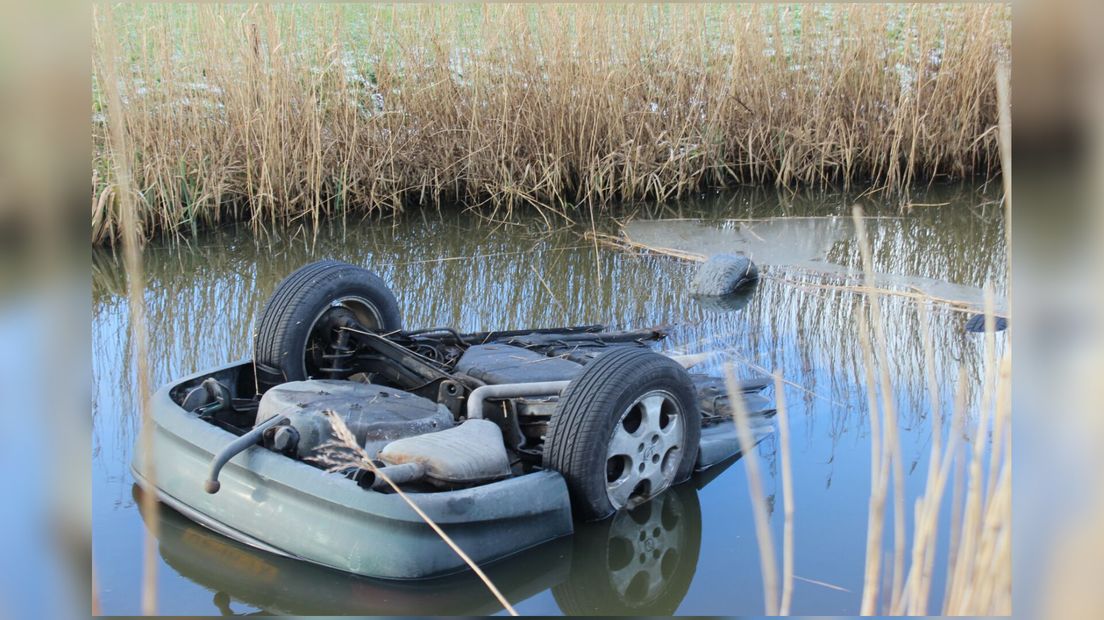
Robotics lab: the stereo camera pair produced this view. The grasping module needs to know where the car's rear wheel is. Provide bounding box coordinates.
[543,347,700,521]
[254,260,402,389]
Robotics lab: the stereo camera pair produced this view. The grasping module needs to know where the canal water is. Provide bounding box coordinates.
[92,184,1006,615]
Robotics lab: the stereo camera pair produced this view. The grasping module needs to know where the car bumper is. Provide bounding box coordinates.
[132,361,574,579]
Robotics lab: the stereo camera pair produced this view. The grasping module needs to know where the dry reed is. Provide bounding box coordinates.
[724,362,779,616]
[722,364,796,616]
[852,65,1012,613]
[91,4,1010,246]
[91,563,101,615]
[93,5,161,615]
[774,371,795,616]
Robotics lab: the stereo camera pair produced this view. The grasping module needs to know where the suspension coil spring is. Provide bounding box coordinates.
[320,328,356,378]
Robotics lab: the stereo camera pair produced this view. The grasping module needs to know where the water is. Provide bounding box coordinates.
[92,185,1006,615]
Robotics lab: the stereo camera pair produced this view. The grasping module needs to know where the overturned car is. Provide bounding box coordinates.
[133,260,774,579]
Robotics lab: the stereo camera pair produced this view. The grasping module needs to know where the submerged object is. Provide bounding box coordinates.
[132,260,775,579]
[690,253,759,297]
[692,280,758,313]
[624,217,1007,315]
[965,312,1008,333]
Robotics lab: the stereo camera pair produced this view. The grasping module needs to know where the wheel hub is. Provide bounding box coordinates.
[305,295,384,378]
[605,390,684,510]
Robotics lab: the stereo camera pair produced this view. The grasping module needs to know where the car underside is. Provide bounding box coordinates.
[183,317,771,510]
[135,260,773,578]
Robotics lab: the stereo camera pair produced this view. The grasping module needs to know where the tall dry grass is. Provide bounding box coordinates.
[725,362,781,615]
[92,3,1010,246]
[854,213,1010,616]
[854,64,1010,613]
[93,4,161,614]
[716,66,1010,615]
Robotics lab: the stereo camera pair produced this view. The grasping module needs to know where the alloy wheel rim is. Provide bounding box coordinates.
[605,389,684,510]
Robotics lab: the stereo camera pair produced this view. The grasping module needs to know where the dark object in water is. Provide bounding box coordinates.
[965,313,1008,333]
[692,280,758,313]
[690,254,759,297]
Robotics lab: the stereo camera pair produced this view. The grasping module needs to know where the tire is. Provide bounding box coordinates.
[254,260,402,388]
[544,347,701,521]
[552,484,702,615]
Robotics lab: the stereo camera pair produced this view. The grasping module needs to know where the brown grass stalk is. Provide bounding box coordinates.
[724,362,779,616]
[92,4,1010,246]
[853,205,907,615]
[774,370,795,616]
[856,307,889,616]
[91,562,102,615]
[93,6,160,615]
[901,302,944,613]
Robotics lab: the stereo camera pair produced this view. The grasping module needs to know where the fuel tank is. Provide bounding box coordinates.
[255,380,454,460]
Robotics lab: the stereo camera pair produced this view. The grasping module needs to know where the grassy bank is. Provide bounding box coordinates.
[92,4,1010,246]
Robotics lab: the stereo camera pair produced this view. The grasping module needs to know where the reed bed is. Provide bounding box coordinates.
[852,209,1010,616]
[92,3,1010,246]
[713,67,1010,613]
[850,71,1009,613]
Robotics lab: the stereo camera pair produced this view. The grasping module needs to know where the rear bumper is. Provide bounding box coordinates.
[132,361,574,579]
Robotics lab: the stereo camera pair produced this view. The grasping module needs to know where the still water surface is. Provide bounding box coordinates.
[92,185,1006,615]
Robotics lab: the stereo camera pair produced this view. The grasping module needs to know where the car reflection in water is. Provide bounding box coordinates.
[554,479,704,615]
[138,457,742,615]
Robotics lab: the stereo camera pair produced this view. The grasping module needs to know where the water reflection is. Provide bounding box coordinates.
[137,474,717,615]
[553,482,702,615]
[93,184,1006,614]
[692,281,758,313]
[625,215,1006,311]
[624,216,855,266]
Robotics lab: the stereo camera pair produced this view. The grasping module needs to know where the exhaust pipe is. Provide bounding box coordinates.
[466,381,572,420]
[205,414,288,494]
[350,462,427,491]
